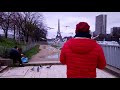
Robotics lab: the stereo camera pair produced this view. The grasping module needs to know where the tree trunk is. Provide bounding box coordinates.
[18,30,20,44]
[5,30,8,38]
[24,36,26,45]
[23,32,26,44]
[13,25,16,40]
[26,34,29,42]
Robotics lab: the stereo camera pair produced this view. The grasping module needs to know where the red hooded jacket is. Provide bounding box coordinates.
[60,38,106,78]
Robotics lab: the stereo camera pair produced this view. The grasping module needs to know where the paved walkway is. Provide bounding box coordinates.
[0,45,117,78]
[29,45,60,63]
[0,65,117,78]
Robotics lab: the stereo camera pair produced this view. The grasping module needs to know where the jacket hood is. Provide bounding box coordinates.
[68,38,97,54]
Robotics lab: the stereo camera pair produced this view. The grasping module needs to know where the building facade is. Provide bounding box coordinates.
[111,27,120,36]
[110,27,120,42]
[94,14,107,36]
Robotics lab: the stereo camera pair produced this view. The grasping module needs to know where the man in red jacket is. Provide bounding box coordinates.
[60,22,106,78]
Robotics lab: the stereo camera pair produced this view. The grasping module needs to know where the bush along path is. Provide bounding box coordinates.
[24,45,40,60]
[0,38,38,58]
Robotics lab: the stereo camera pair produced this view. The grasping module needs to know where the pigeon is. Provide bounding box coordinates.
[46,65,52,68]
[31,67,34,71]
[37,66,39,72]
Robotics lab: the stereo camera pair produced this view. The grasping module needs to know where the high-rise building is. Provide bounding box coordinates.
[94,14,107,36]
[111,27,120,36]
[110,27,120,42]
[110,28,113,35]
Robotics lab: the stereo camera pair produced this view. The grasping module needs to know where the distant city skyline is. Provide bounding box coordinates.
[42,12,120,39]
[1,12,120,39]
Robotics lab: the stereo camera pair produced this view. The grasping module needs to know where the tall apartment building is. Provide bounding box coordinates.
[94,14,107,36]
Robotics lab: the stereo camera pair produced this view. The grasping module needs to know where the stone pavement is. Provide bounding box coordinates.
[29,45,60,63]
[0,65,117,78]
[0,45,117,78]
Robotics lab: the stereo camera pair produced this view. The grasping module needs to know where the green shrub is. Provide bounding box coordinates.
[0,38,38,59]
[51,45,59,48]
[0,38,23,58]
[24,45,40,59]
[0,46,11,58]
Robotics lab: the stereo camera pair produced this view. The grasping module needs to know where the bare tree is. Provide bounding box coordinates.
[10,12,25,43]
[22,12,45,43]
[8,12,18,40]
[0,12,4,25]
[0,12,13,38]
[0,12,48,43]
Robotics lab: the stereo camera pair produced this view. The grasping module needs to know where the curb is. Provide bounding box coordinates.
[24,62,62,66]
[0,66,9,73]
[105,65,120,77]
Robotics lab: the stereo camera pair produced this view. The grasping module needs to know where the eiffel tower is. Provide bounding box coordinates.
[56,19,63,42]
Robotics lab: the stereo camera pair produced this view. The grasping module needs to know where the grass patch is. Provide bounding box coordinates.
[0,38,24,58]
[51,44,60,48]
[0,38,34,58]
[0,38,25,48]
[0,38,17,48]
[24,45,40,59]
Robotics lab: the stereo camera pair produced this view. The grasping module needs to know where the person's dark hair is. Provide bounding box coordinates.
[18,48,22,53]
[14,46,18,49]
[74,32,91,39]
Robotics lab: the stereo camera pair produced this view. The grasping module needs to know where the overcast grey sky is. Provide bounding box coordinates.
[1,12,120,39]
[42,12,120,39]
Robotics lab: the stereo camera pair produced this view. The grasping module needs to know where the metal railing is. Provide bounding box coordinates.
[45,41,120,69]
[100,44,120,69]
